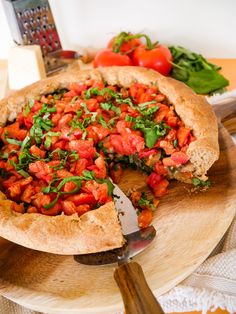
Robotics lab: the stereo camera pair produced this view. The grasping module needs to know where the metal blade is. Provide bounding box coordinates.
[113,183,139,235]
[74,226,156,265]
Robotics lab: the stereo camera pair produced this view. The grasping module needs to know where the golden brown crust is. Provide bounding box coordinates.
[0,192,124,255]
[0,66,219,254]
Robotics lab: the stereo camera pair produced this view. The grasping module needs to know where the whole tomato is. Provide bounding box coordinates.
[107,32,142,54]
[93,49,132,67]
[132,44,173,76]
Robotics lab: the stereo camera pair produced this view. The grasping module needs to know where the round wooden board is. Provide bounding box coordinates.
[0,121,235,314]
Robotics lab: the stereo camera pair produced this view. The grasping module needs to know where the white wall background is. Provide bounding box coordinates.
[0,0,235,59]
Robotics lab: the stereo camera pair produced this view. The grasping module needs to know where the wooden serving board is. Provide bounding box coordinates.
[0,106,235,314]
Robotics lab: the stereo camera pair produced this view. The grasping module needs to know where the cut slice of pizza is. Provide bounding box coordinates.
[0,66,219,255]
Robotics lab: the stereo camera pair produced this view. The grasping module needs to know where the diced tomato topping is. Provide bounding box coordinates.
[76,204,91,217]
[88,155,106,179]
[21,185,35,203]
[69,140,96,159]
[27,206,39,213]
[171,152,189,165]
[40,202,62,216]
[11,202,25,214]
[67,193,96,207]
[84,181,109,204]
[147,173,162,190]
[62,201,77,215]
[29,145,46,158]
[56,169,73,178]
[154,162,168,175]
[153,179,169,197]
[162,157,177,167]
[138,209,153,229]
[177,127,191,147]
[29,161,52,183]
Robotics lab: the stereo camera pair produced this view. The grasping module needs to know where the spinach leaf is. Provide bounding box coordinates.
[187,69,229,94]
[169,46,229,94]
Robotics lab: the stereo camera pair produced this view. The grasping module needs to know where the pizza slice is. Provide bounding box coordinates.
[0,66,219,255]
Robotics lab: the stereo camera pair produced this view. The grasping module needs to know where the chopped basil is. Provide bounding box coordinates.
[23,99,34,117]
[44,193,61,210]
[17,169,30,178]
[138,193,155,211]
[139,106,159,116]
[21,135,31,151]
[132,116,169,148]
[173,139,178,148]
[80,102,90,114]
[84,87,100,99]
[71,96,79,103]
[100,102,121,115]
[138,101,157,109]
[98,115,108,128]
[5,138,22,146]
[192,178,211,187]
[44,136,52,149]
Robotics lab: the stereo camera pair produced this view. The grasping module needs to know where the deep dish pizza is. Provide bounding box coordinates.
[0,66,219,254]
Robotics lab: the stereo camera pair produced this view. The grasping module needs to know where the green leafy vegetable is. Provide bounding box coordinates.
[192,178,211,187]
[23,99,34,117]
[169,46,229,94]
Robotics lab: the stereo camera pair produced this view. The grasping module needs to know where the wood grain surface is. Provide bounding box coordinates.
[0,106,235,313]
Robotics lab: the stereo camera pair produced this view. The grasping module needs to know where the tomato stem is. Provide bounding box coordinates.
[112,32,157,53]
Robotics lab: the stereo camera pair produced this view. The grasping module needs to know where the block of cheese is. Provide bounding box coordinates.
[8,45,46,90]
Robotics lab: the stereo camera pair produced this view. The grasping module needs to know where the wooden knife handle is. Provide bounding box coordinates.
[114,261,165,314]
[213,99,236,134]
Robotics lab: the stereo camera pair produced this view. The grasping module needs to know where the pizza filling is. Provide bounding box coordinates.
[0,81,196,228]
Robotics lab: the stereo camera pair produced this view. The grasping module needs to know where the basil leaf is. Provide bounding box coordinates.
[17,169,30,178]
[138,100,157,109]
[84,87,100,99]
[139,106,159,116]
[81,102,90,114]
[98,115,108,128]
[143,128,159,148]
[192,178,211,187]
[169,46,229,94]
[21,135,31,151]
[44,193,61,210]
[82,170,95,180]
[6,138,22,146]
[187,70,229,94]
[44,136,52,149]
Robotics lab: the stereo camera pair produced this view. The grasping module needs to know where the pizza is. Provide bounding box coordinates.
[0,66,219,255]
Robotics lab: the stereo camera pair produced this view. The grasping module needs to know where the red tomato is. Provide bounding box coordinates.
[138,209,153,229]
[69,140,96,159]
[76,204,91,217]
[67,193,96,207]
[171,152,189,165]
[177,127,191,147]
[93,49,132,68]
[62,201,77,215]
[84,181,109,204]
[29,145,46,159]
[88,156,107,179]
[132,45,172,76]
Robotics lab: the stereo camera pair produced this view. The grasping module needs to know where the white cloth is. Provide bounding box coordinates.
[159,216,236,314]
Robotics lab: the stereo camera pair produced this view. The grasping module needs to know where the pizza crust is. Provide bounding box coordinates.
[0,66,219,254]
[0,192,124,255]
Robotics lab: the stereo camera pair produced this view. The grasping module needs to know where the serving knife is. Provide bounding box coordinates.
[74,185,165,314]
